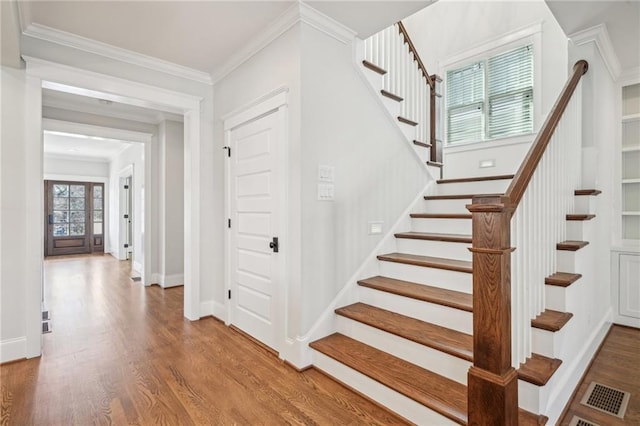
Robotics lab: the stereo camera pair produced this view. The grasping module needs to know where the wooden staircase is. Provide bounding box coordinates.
[310,174,600,424]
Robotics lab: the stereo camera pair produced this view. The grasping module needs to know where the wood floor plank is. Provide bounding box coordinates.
[559,325,640,426]
[0,254,406,425]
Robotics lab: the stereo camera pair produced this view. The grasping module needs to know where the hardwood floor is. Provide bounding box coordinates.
[559,325,640,425]
[1,254,407,425]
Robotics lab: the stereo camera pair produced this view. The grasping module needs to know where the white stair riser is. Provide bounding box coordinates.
[336,317,471,385]
[396,238,472,262]
[411,218,472,234]
[574,196,596,213]
[426,165,443,180]
[419,198,470,214]
[532,325,569,359]
[379,261,472,294]
[545,280,582,312]
[380,95,401,118]
[358,286,473,334]
[566,220,594,241]
[312,351,458,425]
[519,361,565,416]
[557,245,590,273]
[398,121,417,141]
[435,179,511,195]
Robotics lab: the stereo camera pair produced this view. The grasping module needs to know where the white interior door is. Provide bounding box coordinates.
[229,110,280,351]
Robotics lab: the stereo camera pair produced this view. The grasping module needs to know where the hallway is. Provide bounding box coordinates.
[1,254,405,425]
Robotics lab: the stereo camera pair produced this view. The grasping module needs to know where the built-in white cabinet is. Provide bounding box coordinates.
[622,84,640,241]
[612,250,640,327]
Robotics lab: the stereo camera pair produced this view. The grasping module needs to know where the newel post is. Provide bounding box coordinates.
[467,195,518,425]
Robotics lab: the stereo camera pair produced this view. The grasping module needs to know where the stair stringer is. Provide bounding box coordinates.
[289,180,437,368]
[353,39,441,180]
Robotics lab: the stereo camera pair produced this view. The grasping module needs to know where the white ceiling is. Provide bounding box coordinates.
[18,1,433,76]
[44,131,133,162]
[546,0,640,72]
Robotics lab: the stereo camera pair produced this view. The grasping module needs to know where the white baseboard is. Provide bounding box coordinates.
[544,309,613,425]
[160,273,184,288]
[0,337,26,363]
[199,300,215,318]
[212,301,227,322]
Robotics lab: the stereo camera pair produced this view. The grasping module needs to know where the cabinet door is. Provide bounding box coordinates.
[620,254,640,319]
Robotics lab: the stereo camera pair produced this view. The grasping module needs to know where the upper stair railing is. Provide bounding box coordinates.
[466,60,588,424]
[364,22,442,164]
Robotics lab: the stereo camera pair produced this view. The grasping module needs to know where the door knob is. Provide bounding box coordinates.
[269,237,279,253]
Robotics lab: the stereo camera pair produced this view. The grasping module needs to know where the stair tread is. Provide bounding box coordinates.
[425,193,503,200]
[556,240,589,251]
[310,333,469,424]
[398,116,418,126]
[531,309,573,332]
[411,213,472,219]
[378,252,472,273]
[545,272,582,287]
[358,276,473,312]
[566,214,596,221]
[427,161,444,168]
[413,139,431,148]
[518,353,562,386]
[311,333,547,425]
[362,60,386,75]
[394,231,472,243]
[336,303,473,361]
[574,189,601,196]
[380,89,403,102]
[437,174,514,184]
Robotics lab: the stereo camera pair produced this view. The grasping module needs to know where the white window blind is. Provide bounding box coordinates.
[446,44,533,144]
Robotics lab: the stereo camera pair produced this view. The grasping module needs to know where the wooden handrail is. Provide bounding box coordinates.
[466,60,588,425]
[397,21,442,163]
[505,60,589,208]
[397,21,435,90]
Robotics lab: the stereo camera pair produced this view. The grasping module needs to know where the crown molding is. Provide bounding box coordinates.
[299,2,356,45]
[618,66,640,86]
[23,23,213,85]
[569,24,621,81]
[212,2,356,83]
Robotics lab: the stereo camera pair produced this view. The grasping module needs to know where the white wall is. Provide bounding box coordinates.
[214,19,433,359]
[213,24,302,327]
[299,23,431,334]
[157,120,184,287]
[44,156,109,177]
[0,66,28,362]
[403,0,569,178]
[108,143,145,273]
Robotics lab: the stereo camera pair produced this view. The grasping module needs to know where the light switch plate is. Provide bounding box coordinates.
[368,221,383,235]
[318,165,335,182]
[317,183,335,201]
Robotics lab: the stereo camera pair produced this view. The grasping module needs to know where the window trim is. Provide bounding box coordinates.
[439,22,543,146]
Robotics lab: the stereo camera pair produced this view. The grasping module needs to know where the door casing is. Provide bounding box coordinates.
[224,88,289,356]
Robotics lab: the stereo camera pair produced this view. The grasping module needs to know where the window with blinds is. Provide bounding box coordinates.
[446,44,533,144]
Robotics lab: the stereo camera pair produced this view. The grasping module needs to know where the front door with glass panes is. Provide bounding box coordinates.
[45,181,104,256]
